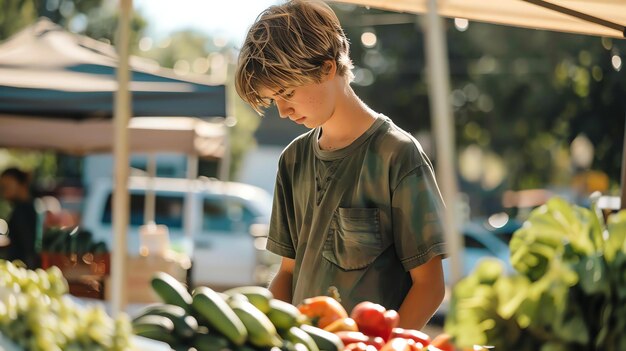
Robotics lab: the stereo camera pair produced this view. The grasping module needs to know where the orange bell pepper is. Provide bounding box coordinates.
[297,296,349,329]
[324,318,359,333]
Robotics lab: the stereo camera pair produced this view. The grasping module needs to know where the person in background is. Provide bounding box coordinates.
[0,167,40,268]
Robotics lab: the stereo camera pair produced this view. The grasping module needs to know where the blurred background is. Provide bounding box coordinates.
[0,0,624,316]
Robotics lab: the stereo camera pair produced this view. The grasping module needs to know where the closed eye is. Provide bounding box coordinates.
[261,97,275,106]
[284,90,295,99]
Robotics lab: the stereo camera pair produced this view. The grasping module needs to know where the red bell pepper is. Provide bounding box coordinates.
[350,302,399,341]
[391,328,431,346]
[335,331,386,350]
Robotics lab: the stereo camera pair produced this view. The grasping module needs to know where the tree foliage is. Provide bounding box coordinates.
[333,5,626,213]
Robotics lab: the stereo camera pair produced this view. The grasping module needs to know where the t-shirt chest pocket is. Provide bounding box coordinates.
[323,207,383,271]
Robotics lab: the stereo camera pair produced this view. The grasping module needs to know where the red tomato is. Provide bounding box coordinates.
[350,302,400,341]
[391,328,431,346]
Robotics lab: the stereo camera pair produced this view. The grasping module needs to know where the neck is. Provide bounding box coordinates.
[319,84,377,147]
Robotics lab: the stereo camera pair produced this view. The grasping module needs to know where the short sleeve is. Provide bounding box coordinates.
[392,164,447,271]
[266,161,297,259]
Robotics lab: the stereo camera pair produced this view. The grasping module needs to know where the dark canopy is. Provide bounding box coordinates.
[0,18,226,120]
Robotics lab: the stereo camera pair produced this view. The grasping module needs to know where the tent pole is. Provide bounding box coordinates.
[219,120,232,182]
[145,154,156,224]
[424,0,464,284]
[522,0,626,36]
[619,116,626,210]
[184,155,198,239]
[111,0,132,316]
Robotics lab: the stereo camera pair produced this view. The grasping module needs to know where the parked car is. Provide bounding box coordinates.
[442,220,513,284]
[81,176,279,288]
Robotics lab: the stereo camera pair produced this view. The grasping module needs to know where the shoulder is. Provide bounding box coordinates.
[370,116,436,186]
[277,128,316,169]
[374,116,429,166]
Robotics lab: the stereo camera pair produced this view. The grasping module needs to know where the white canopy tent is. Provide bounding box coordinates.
[330,0,626,39]
[0,115,225,157]
[0,13,227,313]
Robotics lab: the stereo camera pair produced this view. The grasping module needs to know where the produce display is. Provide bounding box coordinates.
[136,272,456,351]
[42,227,108,254]
[446,197,626,350]
[0,260,132,351]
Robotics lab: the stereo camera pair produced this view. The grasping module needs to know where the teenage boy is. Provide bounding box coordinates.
[235,0,446,329]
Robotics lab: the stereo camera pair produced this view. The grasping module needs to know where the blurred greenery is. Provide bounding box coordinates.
[0,0,36,40]
[446,198,626,350]
[136,30,260,180]
[333,5,626,214]
[0,0,147,45]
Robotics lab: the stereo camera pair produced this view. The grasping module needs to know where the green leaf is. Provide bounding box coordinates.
[448,198,626,350]
[495,275,529,320]
[540,341,569,351]
[575,254,610,296]
[605,210,626,262]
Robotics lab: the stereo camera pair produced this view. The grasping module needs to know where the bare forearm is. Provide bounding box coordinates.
[398,282,444,330]
[268,270,293,303]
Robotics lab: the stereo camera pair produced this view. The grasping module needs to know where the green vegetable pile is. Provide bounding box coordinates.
[0,260,132,351]
[42,227,108,254]
[445,197,626,351]
[134,272,341,351]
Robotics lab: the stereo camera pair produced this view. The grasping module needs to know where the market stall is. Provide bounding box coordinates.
[0,114,225,302]
[0,17,228,314]
[0,18,226,119]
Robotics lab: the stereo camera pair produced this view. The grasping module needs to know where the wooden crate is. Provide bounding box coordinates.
[40,252,110,278]
[40,252,110,299]
[104,254,190,303]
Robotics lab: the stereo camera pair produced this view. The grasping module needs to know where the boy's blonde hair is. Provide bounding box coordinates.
[235,0,354,114]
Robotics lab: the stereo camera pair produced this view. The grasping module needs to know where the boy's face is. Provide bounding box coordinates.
[259,76,336,129]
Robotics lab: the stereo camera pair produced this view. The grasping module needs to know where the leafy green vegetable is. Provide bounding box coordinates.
[445,197,626,350]
[42,227,108,254]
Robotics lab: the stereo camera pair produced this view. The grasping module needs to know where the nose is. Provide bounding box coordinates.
[275,100,294,119]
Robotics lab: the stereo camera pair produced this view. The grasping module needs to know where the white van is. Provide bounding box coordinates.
[81,176,279,288]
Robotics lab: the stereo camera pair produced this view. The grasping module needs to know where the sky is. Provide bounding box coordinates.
[133,0,280,46]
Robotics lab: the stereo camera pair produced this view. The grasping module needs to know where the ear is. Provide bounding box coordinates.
[321,60,337,81]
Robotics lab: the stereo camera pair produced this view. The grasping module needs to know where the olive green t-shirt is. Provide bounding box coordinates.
[266,115,447,312]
